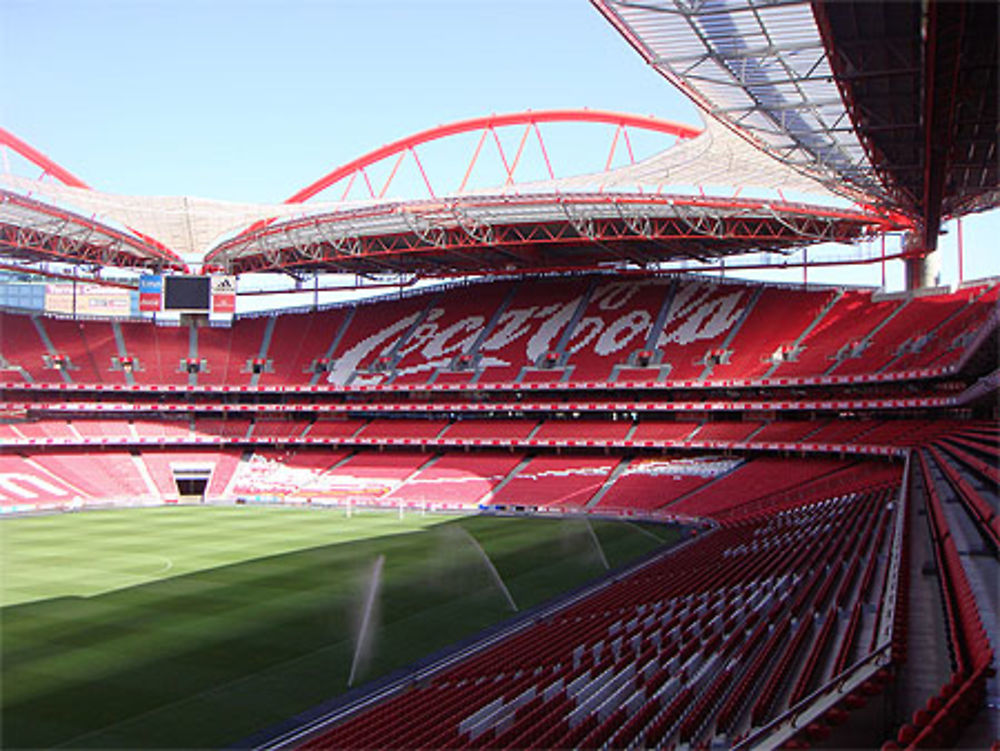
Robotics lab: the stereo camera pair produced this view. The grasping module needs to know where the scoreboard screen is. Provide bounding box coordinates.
[163,276,211,312]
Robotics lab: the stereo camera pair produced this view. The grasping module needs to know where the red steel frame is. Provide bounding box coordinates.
[2,110,913,278]
[0,129,186,270]
[0,127,90,189]
[212,109,909,277]
[285,110,702,204]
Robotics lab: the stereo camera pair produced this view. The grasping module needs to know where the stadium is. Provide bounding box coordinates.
[0,1,997,749]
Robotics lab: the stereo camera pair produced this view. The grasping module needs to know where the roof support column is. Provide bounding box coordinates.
[903,231,941,290]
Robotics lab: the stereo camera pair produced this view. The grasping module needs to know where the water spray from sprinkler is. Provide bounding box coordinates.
[348,554,384,687]
[584,517,610,570]
[458,527,518,612]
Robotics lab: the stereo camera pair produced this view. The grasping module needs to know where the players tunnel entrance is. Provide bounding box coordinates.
[172,466,212,502]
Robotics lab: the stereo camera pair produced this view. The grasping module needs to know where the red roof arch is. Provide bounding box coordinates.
[0,126,90,189]
[285,109,702,204]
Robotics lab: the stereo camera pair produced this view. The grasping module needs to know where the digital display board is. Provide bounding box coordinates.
[163,276,211,311]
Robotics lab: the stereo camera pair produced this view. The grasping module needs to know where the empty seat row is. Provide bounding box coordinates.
[2,278,993,388]
[300,482,904,749]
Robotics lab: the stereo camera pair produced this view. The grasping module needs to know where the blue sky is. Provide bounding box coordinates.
[1,0,996,292]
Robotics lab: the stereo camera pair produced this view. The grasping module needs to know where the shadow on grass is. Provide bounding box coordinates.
[2,514,678,750]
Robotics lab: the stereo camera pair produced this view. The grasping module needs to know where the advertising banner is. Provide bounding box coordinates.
[139,275,163,312]
[45,283,133,317]
[211,275,236,313]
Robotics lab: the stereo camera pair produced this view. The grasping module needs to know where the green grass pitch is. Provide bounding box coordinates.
[1,505,679,749]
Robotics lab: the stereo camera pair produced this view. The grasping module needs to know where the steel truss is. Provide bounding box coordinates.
[207,193,903,275]
[0,190,185,271]
[284,110,701,204]
[593,0,890,205]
